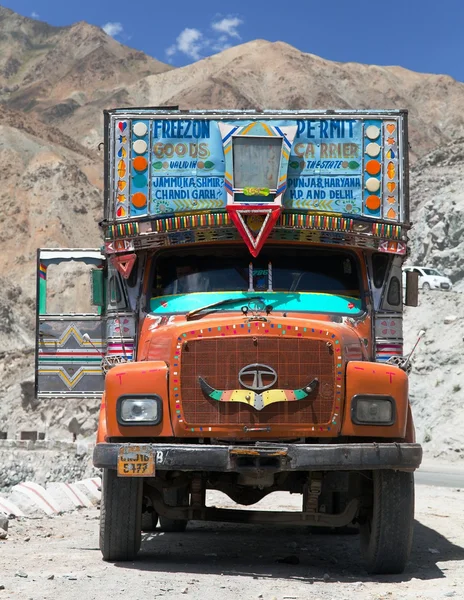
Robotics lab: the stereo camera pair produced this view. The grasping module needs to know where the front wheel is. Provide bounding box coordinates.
[99,469,143,561]
[359,470,414,574]
[422,282,431,290]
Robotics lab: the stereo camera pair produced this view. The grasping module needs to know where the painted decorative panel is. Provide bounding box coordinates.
[107,112,407,225]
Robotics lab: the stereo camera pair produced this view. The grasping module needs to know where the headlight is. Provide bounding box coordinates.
[117,395,162,426]
[351,395,395,425]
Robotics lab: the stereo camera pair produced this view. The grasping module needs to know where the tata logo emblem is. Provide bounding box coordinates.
[238,363,277,392]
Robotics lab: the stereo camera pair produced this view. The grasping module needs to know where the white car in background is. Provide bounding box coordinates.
[403,266,453,291]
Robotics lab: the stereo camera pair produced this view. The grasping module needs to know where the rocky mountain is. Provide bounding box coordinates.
[404,296,464,461]
[408,137,464,284]
[118,40,464,161]
[2,6,464,155]
[0,7,463,459]
[0,6,172,142]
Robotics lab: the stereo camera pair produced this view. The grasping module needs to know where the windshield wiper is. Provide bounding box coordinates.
[186,296,264,321]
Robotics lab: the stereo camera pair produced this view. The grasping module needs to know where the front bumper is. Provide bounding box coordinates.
[431,282,452,290]
[94,442,422,473]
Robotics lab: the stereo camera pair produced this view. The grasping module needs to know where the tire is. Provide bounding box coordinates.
[159,487,189,533]
[99,469,143,561]
[422,282,431,290]
[359,470,414,574]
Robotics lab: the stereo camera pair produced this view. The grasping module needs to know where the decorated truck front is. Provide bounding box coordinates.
[35,109,421,573]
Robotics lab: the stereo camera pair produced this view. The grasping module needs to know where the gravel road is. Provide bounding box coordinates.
[1,484,463,600]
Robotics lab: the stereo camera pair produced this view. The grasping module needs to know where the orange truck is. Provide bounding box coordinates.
[35,108,421,573]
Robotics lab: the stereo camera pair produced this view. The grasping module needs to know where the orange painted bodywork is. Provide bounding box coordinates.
[405,404,416,443]
[104,361,174,439]
[101,314,410,442]
[342,361,408,438]
[97,245,412,443]
[96,393,107,443]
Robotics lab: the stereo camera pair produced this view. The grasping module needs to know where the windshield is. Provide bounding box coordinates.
[150,245,364,315]
[422,268,442,276]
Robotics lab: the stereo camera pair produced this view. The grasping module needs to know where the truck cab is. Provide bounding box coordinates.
[36,109,421,574]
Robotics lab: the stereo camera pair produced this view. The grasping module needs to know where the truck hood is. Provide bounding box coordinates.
[138,312,367,439]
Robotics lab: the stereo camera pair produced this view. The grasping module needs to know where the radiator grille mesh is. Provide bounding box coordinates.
[179,337,336,426]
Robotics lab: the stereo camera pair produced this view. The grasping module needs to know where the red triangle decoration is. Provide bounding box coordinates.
[110,253,137,279]
[227,205,281,257]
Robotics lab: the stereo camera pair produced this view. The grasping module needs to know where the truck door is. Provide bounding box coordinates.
[35,249,106,400]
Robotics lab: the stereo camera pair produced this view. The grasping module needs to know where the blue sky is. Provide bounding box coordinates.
[4,0,464,82]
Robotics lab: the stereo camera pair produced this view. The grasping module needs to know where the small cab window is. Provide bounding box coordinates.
[387,276,401,306]
[232,137,282,193]
[372,254,390,288]
[108,275,122,304]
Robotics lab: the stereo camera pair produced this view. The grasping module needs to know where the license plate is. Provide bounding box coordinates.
[117,445,155,477]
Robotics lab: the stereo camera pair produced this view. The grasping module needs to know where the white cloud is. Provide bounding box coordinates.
[102,22,123,37]
[31,11,40,19]
[211,17,242,39]
[166,45,177,58]
[175,28,204,61]
[166,16,243,62]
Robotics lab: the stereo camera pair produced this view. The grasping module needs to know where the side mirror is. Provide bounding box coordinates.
[404,271,419,307]
[91,268,105,307]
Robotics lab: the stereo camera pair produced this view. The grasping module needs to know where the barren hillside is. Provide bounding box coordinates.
[408,138,464,283]
[117,40,464,160]
[0,7,172,102]
[2,7,464,155]
[0,8,463,458]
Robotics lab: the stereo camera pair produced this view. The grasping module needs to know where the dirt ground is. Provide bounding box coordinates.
[1,483,463,600]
